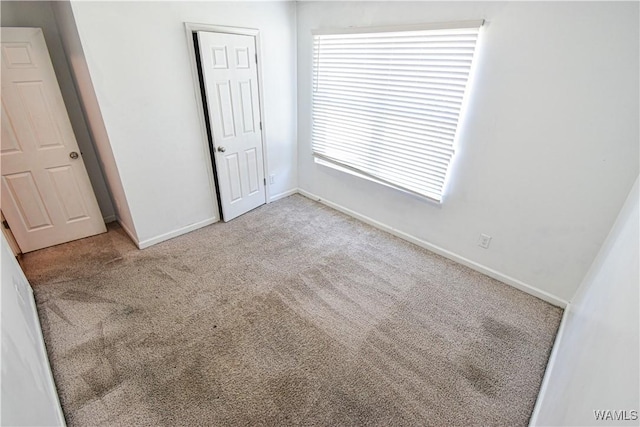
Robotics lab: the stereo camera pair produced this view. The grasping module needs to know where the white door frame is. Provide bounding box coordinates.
[184,23,271,211]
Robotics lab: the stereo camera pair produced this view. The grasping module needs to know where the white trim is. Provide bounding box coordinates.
[117,218,139,248]
[270,188,298,202]
[312,20,485,36]
[529,305,571,426]
[137,217,218,249]
[184,22,270,211]
[103,214,117,224]
[297,189,568,308]
[185,23,259,37]
[254,31,271,204]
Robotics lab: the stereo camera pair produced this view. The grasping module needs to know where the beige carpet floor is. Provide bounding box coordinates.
[23,194,562,426]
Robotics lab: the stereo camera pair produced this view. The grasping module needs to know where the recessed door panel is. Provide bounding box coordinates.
[47,166,89,222]
[238,81,255,134]
[2,172,52,231]
[225,153,242,202]
[235,47,250,69]
[245,148,259,195]
[1,100,22,154]
[211,46,228,69]
[2,43,35,68]
[198,31,266,221]
[215,81,235,138]
[16,81,63,149]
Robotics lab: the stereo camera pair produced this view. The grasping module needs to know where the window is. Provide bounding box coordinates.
[311,21,483,202]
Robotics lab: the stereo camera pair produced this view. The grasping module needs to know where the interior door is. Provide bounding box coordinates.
[197,31,266,222]
[1,27,106,252]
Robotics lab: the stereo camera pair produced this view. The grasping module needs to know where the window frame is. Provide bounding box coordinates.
[310,20,484,203]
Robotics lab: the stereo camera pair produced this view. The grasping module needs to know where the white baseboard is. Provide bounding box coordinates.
[269,188,298,203]
[297,189,568,308]
[103,214,117,223]
[528,305,571,426]
[137,217,219,249]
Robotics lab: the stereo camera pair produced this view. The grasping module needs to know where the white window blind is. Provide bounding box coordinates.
[312,21,483,202]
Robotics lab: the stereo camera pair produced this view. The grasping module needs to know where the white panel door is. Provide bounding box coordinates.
[197,31,266,222]
[1,27,106,252]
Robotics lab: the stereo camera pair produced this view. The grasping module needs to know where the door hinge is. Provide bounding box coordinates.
[259,122,262,131]
[2,220,9,230]
[255,53,258,64]
[263,178,266,185]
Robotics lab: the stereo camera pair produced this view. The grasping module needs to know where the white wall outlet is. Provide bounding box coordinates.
[478,233,492,249]
[269,174,275,184]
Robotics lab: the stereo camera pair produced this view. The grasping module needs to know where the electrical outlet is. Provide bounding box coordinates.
[478,234,492,249]
[269,174,275,184]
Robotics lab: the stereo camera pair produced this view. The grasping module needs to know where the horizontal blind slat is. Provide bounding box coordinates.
[314,97,460,125]
[318,29,479,40]
[311,144,448,190]
[315,92,462,117]
[313,111,456,142]
[311,80,465,103]
[314,154,446,199]
[312,128,453,171]
[314,75,468,94]
[312,103,458,133]
[313,113,456,149]
[315,86,463,111]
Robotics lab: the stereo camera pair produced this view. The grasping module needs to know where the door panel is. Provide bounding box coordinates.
[235,47,250,68]
[198,31,266,221]
[17,81,64,149]
[1,28,106,252]
[1,101,22,154]
[225,153,242,202]
[2,42,36,68]
[216,81,235,138]
[245,148,259,195]
[47,166,90,222]
[2,172,52,230]
[238,81,254,133]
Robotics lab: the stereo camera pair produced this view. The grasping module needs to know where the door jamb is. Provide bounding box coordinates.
[184,22,271,206]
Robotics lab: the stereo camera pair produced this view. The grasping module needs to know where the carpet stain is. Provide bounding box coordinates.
[150,267,177,284]
[58,290,117,305]
[46,301,75,326]
[24,195,562,426]
[461,363,499,397]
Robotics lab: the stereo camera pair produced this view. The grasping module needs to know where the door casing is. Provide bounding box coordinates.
[184,23,271,220]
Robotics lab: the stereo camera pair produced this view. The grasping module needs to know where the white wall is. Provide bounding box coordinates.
[1,233,65,426]
[0,1,116,223]
[297,1,639,302]
[532,176,639,426]
[66,1,298,245]
[52,1,138,240]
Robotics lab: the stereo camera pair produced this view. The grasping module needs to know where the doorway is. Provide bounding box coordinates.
[186,24,269,222]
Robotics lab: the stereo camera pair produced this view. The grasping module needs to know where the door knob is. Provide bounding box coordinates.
[69,151,79,159]
[217,146,226,153]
